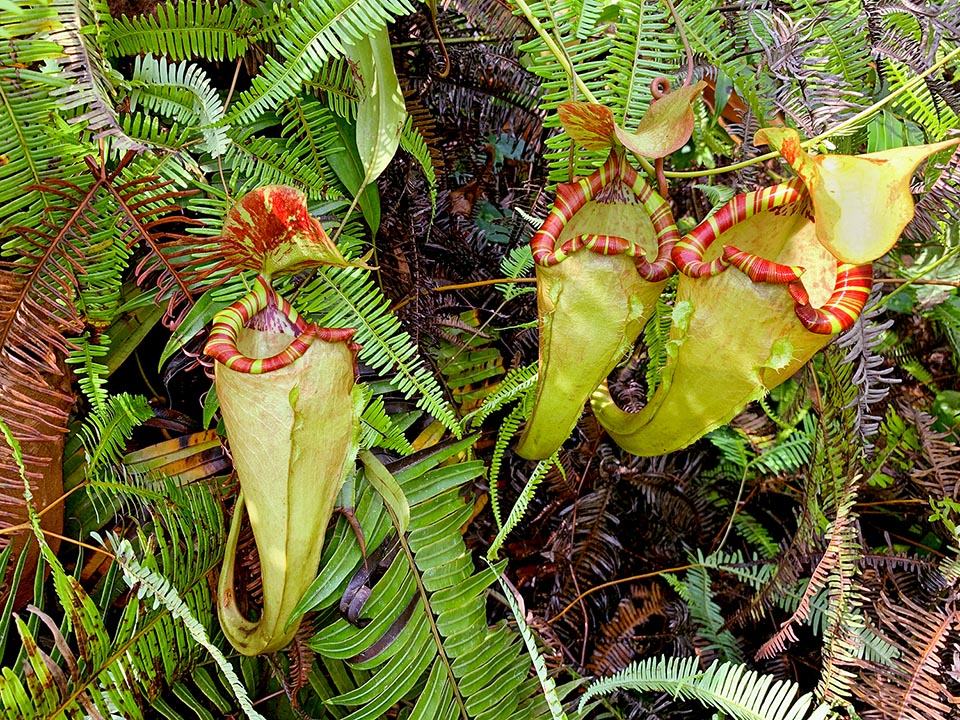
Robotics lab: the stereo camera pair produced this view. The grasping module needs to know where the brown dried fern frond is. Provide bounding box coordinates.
[854,593,960,720]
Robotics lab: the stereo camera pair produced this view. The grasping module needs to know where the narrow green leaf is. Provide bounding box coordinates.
[360,449,410,534]
[328,113,381,233]
[348,24,407,186]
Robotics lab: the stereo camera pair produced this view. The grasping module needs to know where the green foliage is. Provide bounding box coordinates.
[1,474,226,718]
[579,655,838,720]
[3,0,960,718]
[226,0,415,124]
[296,438,563,719]
[295,264,460,433]
[103,0,256,61]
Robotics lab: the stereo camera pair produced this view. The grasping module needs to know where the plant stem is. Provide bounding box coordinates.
[666,45,960,179]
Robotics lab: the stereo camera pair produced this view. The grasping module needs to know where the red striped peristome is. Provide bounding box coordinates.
[721,245,805,284]
[619,159,679,281]
[205,275,356,373]
[673,179,806,278]
[790,262,873,334]
[530,150,678,281]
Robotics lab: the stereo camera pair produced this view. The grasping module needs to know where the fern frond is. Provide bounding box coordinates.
[296,265,460,433]
[304,57,359,118]
[227,0,416,124]
[360,391,416,455]
[48,0,138,148]
[399,116,438,210]
[65,332,111,413]
[488,454,557,559]
[2,470,229,719]
[579,655,838,720]
[495,572,569,720]
[463,362,538,431]
[79,392,153,480]
[108,535,264,720]
[665,562,744,663]
[487,401,529,530]
[129,55,229,157]
[836,289,899,450]
[496,244,535,303]
[0,0,87,231]
[103,0,256,61]
[853,592,959,720]
[279,94,343,193]
[221,133,335,199]
[674,0,778,122]
[603,0,683,129]
[643,297,673,394]
[301,440,554,720]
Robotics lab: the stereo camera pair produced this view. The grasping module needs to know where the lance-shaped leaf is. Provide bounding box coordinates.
[207,278,361,655]
[756,127,959,264]
[348,24,407,188]
[558,81,706,158]
[516,151,678,460]
[219,185,371,278]
[592,186,870,456]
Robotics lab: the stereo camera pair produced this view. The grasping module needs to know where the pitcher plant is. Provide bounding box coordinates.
[205,186,365,655]
[592,130,958,456]
[516,81,704,460]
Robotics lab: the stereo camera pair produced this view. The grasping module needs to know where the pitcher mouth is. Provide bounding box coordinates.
[204,275,355,374]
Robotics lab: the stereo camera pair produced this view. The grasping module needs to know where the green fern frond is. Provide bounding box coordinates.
[222,133,334,198]
[707,427,751,472]
[2,463,229,720]
[643,297,673,394]
[296,265,460,433]
[488,454,557,560]
[120,112,193,151]
[463,362,538,431]
[494,572,569,720]
[518,0,613,182]
[80,392,153,480]
[129,55,229,156]
[575,0,604,40]
[399,116,438,210]
[279,94,343,193]
[695,182,738,209]
[65,332,112,414]
[673,0,777,121]
[360,391,416,455]
[496,244,535,302]
[487,401,529,530]
[227,0,416,124]
[602,0,682,129]
[108,534,264,720]
[665,563,744,663]
[297,439,553,719]
[103,0,256,61]
[751,418,814,474]
[579,655,837,720]
[0,0,86,230]
[304,57,360,118]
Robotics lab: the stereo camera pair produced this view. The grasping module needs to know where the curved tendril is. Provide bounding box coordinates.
[722,246,805,284]
[205,275,354,373]
[791,263,873,334]
[673,179,806,277]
